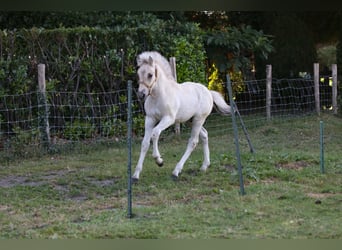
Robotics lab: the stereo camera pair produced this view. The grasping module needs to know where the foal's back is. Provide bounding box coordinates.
[174,82,214,122]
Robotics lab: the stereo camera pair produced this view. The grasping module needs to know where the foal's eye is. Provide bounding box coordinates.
[147,73,153,79]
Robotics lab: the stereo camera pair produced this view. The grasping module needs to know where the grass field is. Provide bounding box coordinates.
[0,113,341,239]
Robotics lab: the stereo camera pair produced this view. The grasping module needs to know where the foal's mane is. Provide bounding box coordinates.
[137,51,175,81]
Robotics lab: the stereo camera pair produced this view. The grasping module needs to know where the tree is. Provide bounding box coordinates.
[335,12,342,114]
[183,11,274,80]
[205,25,273,76]
[297,12,341,44]
[210,12,340,78]
[268,13,317,78]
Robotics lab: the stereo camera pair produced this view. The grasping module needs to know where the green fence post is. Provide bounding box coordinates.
[226,74,246,196]
[127,80,133,218]
[320,121,325,174]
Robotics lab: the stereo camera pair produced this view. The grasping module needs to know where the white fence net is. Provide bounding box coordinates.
[0,76,337,159]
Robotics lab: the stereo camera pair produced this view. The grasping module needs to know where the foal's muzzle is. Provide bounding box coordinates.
[138,83,149,100]
[137,91,146,100]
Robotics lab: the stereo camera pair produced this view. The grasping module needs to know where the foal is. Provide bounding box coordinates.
[132,51,232,180]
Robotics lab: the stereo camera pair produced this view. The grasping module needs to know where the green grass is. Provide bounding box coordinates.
[0,114,341,239]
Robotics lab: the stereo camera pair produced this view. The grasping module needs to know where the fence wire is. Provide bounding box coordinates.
[0,77,338,160]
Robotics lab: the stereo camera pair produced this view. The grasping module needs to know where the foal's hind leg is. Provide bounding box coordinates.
[199,127,210,171]
[172,118,204,177]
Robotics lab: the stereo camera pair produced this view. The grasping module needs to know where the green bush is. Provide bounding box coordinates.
[0,13,206,94]
[172,36,206,83]
[64,120,96,140]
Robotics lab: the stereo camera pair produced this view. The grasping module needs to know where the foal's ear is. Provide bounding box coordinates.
[148,56,154,66]
[136,55,142,66]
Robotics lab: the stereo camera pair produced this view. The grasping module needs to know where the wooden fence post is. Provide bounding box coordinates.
[332,64,338,115]
[38,64,51,149]
[170,57,180,135]
[169,57,177,81]
[266,65,272,121]
[314,63,320,116]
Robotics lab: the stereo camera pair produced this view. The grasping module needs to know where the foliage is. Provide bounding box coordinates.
[0,13,206,94]
[172,35,206,83]
[208,63,245,99]
[268,13,317,78]
[205,24,271,96]
[229,70,245,94]
[64,120,96,140]
[0,59,32,95]
[100,106,127,138]
[0,11,148,30]
[204,24,273,99]
[208,63,224,95]
[133,114,145,137]
[317,45,337,70]
[204,25,274,76]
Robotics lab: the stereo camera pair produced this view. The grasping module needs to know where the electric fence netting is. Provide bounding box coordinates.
[206,77,333,135]
[0,88,145,159]
[0,67,340,161]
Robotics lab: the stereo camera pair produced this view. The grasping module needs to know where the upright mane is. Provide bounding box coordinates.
[137,51,175,81]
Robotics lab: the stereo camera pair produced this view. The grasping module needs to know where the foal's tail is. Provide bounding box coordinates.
[210,90,232,115]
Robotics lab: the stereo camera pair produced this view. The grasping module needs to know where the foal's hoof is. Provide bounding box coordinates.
[155,158,164,167]
[171,174,179,181]
[131,177,139,184]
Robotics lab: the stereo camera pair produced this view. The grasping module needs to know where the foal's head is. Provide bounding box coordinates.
[136,56,158,100]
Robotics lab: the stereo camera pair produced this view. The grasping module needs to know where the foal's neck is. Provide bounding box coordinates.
[155,66,178,92]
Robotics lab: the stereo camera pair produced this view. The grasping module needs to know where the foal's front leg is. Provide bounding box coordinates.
[132,117,156,180]
[151,116,175,167]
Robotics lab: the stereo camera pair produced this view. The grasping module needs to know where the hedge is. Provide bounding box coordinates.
[0,16,206,95]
